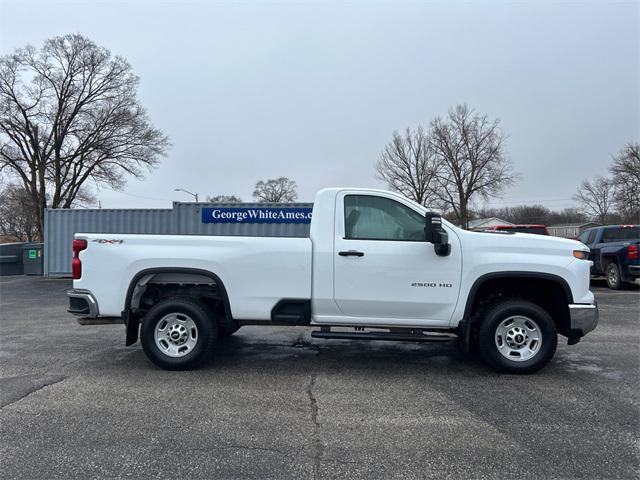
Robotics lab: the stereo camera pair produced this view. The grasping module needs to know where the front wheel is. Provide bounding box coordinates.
[606,262,622,290]
[141,297,217,370]
[476,299,557,374]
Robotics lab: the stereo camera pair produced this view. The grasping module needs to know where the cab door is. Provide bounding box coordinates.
[332,192,462,325]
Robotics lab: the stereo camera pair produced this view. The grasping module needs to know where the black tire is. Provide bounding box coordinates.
[141,297,217,370]
[605,261,622,290]
[476,299,557,374]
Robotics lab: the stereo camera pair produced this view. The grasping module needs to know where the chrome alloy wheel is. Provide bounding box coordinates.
[607,265,619,286]
[494,315,542,362]
[154,313,199,357]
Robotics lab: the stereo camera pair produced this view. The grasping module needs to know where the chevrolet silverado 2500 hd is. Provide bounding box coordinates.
[67,188,598,373]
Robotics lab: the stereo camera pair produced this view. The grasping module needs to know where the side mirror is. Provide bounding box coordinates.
[424,212,451,257]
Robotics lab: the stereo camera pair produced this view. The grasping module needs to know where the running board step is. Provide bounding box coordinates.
[311,330,455,343]
[77,317,123,326]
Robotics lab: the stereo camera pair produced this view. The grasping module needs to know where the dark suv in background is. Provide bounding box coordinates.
[578,225,640,289]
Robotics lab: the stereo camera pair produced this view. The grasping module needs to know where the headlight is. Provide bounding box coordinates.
[573,250,589,260]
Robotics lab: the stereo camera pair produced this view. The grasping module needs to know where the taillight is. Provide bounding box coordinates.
[628,245,639,261]
[72,239,87,279]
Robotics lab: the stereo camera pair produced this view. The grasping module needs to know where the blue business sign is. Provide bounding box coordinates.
[201,207,313,224]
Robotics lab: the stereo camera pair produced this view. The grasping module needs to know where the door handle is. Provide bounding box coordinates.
[338,250,364,257]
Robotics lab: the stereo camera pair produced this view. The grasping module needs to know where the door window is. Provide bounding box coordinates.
[578,231,590,244]
[579,230,596,245]
[344,195,425,241]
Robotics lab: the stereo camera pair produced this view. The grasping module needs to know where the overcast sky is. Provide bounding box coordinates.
[1,1,638,209]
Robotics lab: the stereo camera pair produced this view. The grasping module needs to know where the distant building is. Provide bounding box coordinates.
[547,222,600,239]
[468,217,514,231]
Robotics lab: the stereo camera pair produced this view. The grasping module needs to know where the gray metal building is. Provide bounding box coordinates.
[44,202,313,277]
[547,222,600,239]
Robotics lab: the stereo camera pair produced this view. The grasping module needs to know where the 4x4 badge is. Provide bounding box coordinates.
[92,239,124,244]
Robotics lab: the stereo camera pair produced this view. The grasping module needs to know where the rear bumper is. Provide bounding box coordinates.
[67,289,99,318]
[568,302,599,337]
[628,265,640,277]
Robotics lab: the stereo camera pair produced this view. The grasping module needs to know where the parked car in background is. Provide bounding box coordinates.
[486,224,549,235]
[578,225,640,289]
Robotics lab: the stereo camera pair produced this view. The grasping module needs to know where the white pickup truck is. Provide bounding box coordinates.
[68,188,598,373]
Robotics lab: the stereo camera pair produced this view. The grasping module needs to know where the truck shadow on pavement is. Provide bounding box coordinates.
[111,332,508,377]
[104,326,615,380]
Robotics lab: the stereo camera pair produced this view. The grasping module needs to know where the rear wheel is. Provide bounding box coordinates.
[476,299,557,374]
[141,297,217,370]
[605,262,622,290]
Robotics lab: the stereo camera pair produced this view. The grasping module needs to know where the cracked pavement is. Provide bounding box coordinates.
[306,373,324,479]
[0,276,638,479]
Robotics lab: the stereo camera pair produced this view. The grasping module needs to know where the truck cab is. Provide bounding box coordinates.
[310,189,462,327]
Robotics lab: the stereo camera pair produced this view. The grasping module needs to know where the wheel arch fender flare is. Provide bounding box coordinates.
[602,254,621,267]
[457,271,574,350]
[122,267,232,346]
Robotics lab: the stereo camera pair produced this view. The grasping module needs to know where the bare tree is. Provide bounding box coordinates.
[475,204,552,225]
[0,34,170,238]
[253,177,298,203]
[375,126,439,206]
[548,208,588,226]
[507,205,552,225]
[429,104,516,228]
[206,194,242,203]
[0,183,39,241]
[473,203,599,227]
[573,176,615,224]
[610,142,640,221]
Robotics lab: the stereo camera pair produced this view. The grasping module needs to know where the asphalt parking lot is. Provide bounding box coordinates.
[0,276,638,479]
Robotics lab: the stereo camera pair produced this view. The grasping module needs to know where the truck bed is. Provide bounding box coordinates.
[74,233,312,318]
